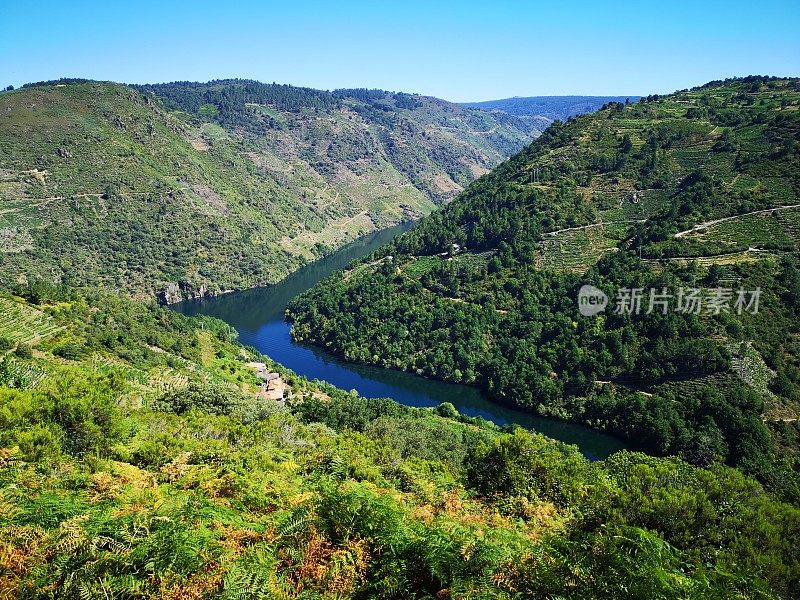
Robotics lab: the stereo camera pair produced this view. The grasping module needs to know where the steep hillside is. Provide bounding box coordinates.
[0,80,540,301]
[1,283,799,598]
[462,95,638,120]
[137,81,543,206]
[288,77,800,496]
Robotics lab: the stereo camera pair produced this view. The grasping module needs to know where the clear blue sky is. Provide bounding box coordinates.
[1,0,798,102]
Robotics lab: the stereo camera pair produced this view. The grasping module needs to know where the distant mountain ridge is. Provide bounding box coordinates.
[462,95,639,120]
[0,78,542,301]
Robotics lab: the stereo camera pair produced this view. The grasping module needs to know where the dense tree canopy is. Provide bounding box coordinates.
[288,77,800,501]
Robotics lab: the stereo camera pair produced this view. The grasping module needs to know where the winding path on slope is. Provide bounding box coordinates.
[674,204,800,238]
[542,219,646,237]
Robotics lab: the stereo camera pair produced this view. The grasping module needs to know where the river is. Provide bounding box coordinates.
[172,223,627,460]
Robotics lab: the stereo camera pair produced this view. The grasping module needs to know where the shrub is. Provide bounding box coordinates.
[0,371,127,459]
[436,401,460,419]
[467,429,595,507]
[152,382,283,423]
[53,343,85,360]
[13,343,32,359]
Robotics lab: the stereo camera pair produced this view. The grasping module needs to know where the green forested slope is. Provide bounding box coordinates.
[137,80,543,205]
[288,77,800,496]
[0,80,540,301]
[1,282,799,598]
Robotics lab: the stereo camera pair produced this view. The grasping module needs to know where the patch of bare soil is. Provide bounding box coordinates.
[432,173,461,194]
[188,136,209,151]
[185,182,228,215]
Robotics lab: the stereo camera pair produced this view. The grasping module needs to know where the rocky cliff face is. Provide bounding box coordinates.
[158,282,209,305]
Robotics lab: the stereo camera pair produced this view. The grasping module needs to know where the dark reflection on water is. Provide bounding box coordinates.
[173,223,627,460]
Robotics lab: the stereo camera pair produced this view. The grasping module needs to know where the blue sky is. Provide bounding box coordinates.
[1,0,798,102]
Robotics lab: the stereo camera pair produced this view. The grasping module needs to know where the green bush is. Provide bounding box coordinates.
[53,343,85,360]
[0,370,127,459]
[436,401,460,419]
[13,343,32,359]
[467,428,596,507]
[152,381,284,423]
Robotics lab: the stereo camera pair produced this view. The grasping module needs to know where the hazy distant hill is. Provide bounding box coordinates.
[0,79,541,301]
[462,95,639,120]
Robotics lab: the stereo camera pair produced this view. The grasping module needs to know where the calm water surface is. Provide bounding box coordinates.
[173,223,627,460]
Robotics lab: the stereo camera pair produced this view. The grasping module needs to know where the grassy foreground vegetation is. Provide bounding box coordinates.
[288,77,800,501]
[0,283,799,598]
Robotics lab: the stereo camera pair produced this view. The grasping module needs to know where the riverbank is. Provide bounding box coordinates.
[172,224,627,460]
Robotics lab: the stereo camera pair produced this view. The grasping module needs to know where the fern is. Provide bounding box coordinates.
[277,509,312,539]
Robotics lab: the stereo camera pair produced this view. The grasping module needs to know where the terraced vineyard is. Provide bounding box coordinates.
[643,248,778,269]
[0,356,46,388]
[687,206,800,250]
[83,344,220,407]
[728,340,778,395]
[536,222,628,272]
[85,352,150,385]
[0,296,62,344]
[402,255,446,277]
[650,372,744,402]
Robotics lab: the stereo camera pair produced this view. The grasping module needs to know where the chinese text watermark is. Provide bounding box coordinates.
[578,285,760,316]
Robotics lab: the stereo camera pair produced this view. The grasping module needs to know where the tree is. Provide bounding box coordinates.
[620,133,633,154]
[467,429,593,506]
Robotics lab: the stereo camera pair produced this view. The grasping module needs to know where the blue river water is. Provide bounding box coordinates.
[172,223,627,460]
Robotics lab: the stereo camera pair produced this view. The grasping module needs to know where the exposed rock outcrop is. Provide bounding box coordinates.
[158,281,210,305]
